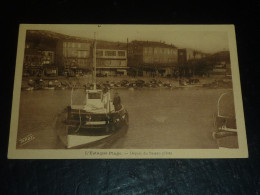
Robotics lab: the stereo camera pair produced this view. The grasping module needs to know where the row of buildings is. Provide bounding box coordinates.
[23,30,228,78]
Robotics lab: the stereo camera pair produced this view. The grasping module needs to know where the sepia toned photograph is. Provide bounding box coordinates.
[8,25,248,159]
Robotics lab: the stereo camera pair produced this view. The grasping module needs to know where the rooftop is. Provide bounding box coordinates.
[130,40,177,49]
[26,30,127,50]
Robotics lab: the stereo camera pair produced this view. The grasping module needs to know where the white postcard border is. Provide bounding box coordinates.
[8,24,248,159]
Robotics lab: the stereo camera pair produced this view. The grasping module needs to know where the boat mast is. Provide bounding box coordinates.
[93,32,97,90]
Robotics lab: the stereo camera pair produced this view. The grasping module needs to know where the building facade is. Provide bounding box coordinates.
[42,51,55,65]
[177,48,208,77]
[24,47,57,76]
[128,41,178,77]
[56,40,128,76]
[56,40,93,75]
[178,48,206,65]
[23,31,59,76]
[96,48,128,76]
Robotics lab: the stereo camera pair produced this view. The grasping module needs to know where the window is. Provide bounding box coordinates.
[118,51,125,56]
[77,50,88,58]
[88,93,101,99]
[63,50,67,57]
[120,60,126,66]
[84,51,88,58]
[70,51,76,57]
[78,59,87,65]
[96,50,103,56]
[77,51,81,58]
[97,59,104,66]
[105,51,116,56]
[72,43,75,48]
[63,42,67,48]
[82,43,89,48]
[104,60,112,65]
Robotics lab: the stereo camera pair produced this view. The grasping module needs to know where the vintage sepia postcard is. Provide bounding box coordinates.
[8,24,248,159]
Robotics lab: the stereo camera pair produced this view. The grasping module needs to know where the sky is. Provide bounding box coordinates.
[46,25,229,53]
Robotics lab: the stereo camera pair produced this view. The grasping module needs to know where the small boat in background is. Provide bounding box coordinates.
[24,87,34,91]
[212,91,238,148]
[43,86,55,90]
[43,80,55,90]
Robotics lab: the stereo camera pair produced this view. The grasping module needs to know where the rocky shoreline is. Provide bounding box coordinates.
[21,75,233,91]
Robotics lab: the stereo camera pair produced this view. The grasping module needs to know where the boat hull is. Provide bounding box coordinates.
[55,106,129,148]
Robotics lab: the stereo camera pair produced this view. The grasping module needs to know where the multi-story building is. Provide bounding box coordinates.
[41,50,58,76]
[178,48,206,65]
[23,48,44,76]
[56,39,128,76]
[24,49,43,67]
[23,30,59,76]
[42,51,55,65]
[128,41,178,77]
[209,51,231,76]
[177,48,208,77]
[56,40,93,75]
[96,48,128,76]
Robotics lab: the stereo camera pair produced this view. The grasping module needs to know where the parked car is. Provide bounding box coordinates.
[144,83,152,88]
[120,80,129,87]
[150,79,157,84]
[109,81,115,87]
[128,82,136,88]
[97,73,107,77]
[163,82,172,88]
[135,80,145,87]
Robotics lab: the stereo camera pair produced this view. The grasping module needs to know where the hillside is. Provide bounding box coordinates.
[206,51,230,63]
[26,30,127,49]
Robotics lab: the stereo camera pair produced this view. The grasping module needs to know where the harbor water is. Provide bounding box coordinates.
[16,87,235,149]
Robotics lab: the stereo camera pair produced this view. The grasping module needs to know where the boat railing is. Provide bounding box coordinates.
[70,87,86,108]
[217,90,234,118]
[113,104,126,114]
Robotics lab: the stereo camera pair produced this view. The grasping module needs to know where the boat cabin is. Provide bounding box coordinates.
[86,89,103,109]
[81,89,115,114]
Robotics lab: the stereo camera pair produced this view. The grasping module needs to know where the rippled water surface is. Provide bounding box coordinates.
[17,87,234,149]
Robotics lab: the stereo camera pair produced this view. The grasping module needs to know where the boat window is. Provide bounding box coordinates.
[88,93,101,99]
